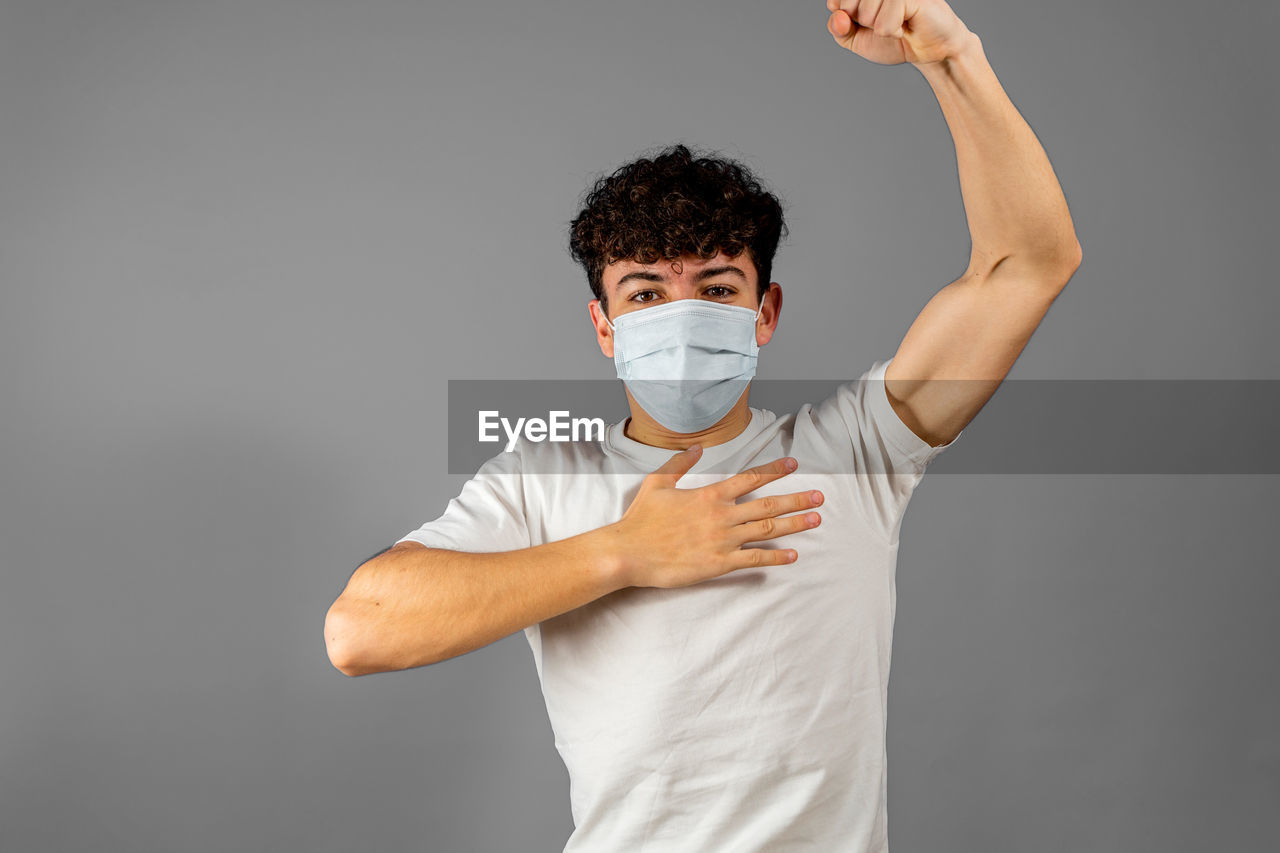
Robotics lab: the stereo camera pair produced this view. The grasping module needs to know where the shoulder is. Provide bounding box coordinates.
[791,359,956,474]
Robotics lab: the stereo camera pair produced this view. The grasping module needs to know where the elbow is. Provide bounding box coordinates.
[1061,239,1083,275]
[1034,240,1082,294]
[1003,239,1083,292]
[325,601,376,677]
[325,597,444,676]
[973,237,1082,288]
[1052,241,1083,292]
[1051,237,1084,279]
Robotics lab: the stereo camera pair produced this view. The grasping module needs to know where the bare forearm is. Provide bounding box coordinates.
[916,32,1080,272]
[325,533,624,676]
[324,453,816,676]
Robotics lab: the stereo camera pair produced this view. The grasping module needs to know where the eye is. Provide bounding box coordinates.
[704,285,736,299]
[629,290,660,303]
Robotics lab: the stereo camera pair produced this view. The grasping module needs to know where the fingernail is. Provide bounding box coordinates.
[810,491,823,505]
[688,443,702,453]
[785,458,798,471]
[807,513,820,526]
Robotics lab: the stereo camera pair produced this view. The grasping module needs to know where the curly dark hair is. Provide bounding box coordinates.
[568,143,787,313]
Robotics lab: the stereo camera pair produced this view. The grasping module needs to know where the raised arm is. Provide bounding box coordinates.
[826,1,1083,447]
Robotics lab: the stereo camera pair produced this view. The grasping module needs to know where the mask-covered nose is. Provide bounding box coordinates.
[608,300,761,432]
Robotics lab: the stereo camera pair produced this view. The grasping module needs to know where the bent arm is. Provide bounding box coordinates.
[883,31,1082,447]
[325,535,624,676]
[325,451,817,676]
[918,30,1081,276]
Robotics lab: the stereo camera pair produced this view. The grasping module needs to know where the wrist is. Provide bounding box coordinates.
[583,523,634,594]
[913,28,982,75]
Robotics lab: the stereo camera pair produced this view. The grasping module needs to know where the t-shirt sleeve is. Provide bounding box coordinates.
[395,448,532,554]
[808,357,963,542]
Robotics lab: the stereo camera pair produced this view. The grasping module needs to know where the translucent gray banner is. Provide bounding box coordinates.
[446,379,1280,475]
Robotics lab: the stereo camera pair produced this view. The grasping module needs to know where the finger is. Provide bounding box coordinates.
[733,489,825,524]
[875,0,906,38]
[735,511,822,547]
[857,0,884,31]
[725,547,798,572]
[647,443,703,487]
[713,456,798,500]
[827,9,858,43]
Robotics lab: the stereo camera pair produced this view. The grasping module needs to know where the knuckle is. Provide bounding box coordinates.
[758,518,777,538]
[758,496,778,516]
[719,532,740,555]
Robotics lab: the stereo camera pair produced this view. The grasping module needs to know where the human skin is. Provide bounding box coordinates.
[328,253,819,676]
[325,452,821,675]
[586,249,782,452]
[587,1,1082,453]
[325,0,1082,675]
[823,0,1082,447]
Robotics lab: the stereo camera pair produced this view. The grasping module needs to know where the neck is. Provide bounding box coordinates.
[622,389,754,450]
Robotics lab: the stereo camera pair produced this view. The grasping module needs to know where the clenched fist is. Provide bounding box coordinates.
[826,0,974,66]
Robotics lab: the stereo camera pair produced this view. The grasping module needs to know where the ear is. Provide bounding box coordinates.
[587,299,615,358]
[755,282,783,346]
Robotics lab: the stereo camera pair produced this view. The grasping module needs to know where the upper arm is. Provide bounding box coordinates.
[884,256,1079,447]
[360,544,397,566]
[807,358,962,543]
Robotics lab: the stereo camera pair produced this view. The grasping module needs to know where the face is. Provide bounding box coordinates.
[587,250,783,358]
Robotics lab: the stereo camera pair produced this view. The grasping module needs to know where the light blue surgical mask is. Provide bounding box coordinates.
[605,299,763,433]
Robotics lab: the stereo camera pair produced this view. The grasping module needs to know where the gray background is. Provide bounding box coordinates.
[2,0,1277,850]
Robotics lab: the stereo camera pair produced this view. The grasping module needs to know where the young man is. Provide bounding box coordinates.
[325,1,1081,849]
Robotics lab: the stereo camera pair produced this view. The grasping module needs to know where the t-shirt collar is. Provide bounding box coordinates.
[602,408,772,472]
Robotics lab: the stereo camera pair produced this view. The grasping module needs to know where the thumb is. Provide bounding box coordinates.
[648,443,703,487]
[828,10,857,44]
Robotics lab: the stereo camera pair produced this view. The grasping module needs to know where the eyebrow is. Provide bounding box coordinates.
[615,264,748,288]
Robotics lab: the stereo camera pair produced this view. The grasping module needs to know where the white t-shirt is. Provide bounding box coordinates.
[397,358,961,852]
